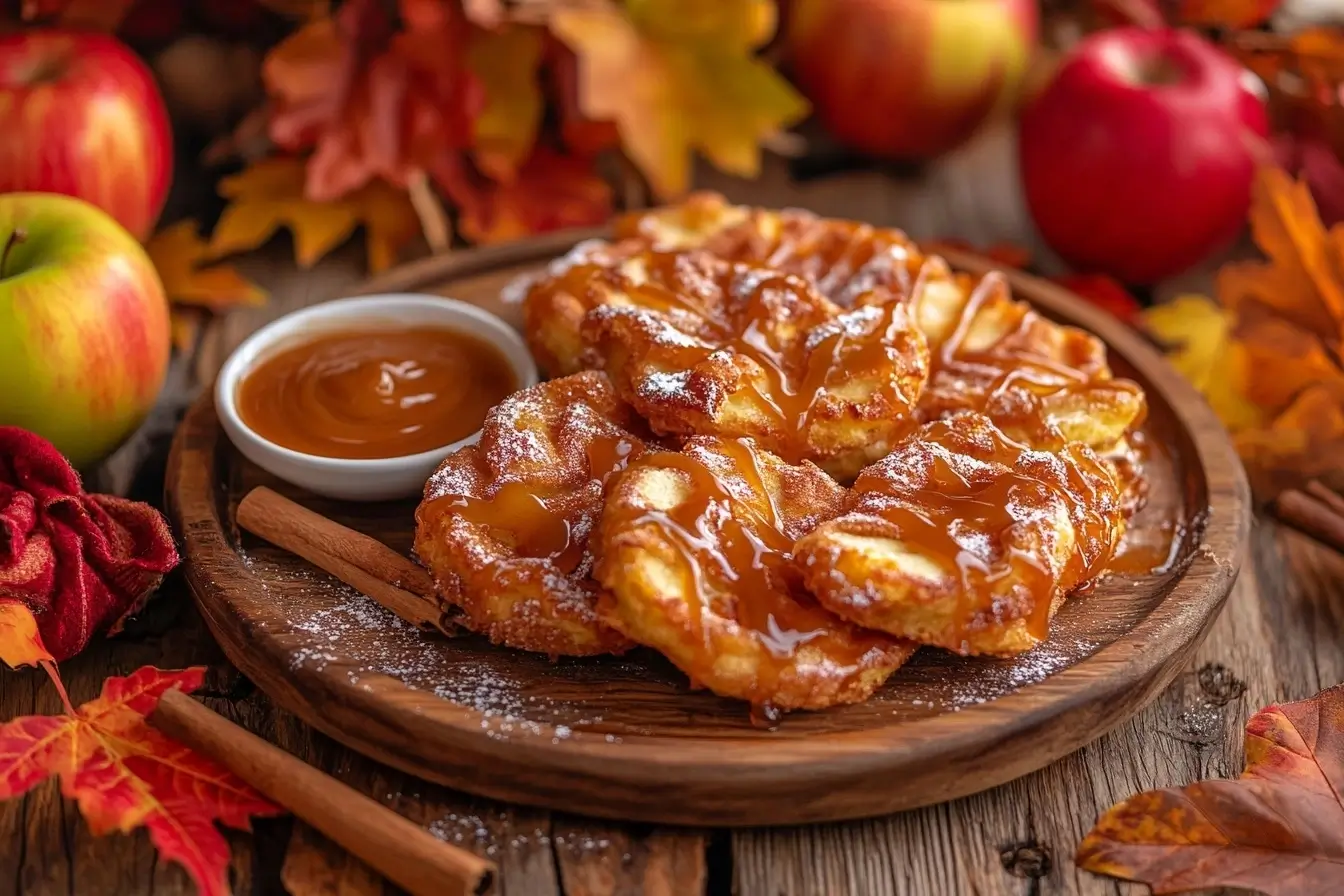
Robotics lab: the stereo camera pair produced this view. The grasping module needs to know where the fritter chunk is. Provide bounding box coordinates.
[594,436,915,713]
[910,270,1147,452]
[794,412,1125,656]
[615,191,931,307]
[413,372,644,657]
[577,250,930,479]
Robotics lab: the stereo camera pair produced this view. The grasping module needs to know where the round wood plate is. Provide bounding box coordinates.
[167,229,1251,827]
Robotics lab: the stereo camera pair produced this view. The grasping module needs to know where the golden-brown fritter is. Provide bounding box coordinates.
[523,194,931,378]
[614,194,1148,454]
[414,372,646,657]
[521,238,650,377]
[594,436,916,712]
[614,191,931,307]
[910,270,1147,453]
[577,250,930,479]
[793,412,1125,656]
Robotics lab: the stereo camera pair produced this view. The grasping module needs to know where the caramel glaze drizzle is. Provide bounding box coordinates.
[443,432,639,574]
[919,273,1148,449]
[591,251,924,463]
[619,438,892,682]
[853,417,1123,645]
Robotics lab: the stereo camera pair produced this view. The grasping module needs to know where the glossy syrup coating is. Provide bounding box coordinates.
[579,250,931,480]
[594,436,916,714]
[794,412,1126,656]
[907,269,1147,454]
[413,372,646,657]
[619,192,1149,455]
[524,193,930,378]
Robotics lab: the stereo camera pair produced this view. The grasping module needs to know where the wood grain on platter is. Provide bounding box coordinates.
[165,229,1251,827]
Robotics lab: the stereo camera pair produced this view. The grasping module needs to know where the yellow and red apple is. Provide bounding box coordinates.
[0,193,170,468]
[787,0,1039,162]
[0,30,172,240]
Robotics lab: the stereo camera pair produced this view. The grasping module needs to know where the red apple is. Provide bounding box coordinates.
[0,30,172,240]
[0,192,170,469]
[1018,27,1269,285]
[787,0,1039,161]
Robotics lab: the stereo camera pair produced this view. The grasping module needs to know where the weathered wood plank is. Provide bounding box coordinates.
[552,820,708,896]
[731,521,1342,896]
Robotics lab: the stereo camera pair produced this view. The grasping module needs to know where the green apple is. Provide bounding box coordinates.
[0,192,170,468]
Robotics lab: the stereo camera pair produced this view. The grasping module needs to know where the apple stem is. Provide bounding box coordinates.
[1,229,26,280]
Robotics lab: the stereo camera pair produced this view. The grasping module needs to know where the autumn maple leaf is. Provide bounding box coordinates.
[1077,683,1344,894]
[1145,167,1344,497]
[0,666,283,896]
[144,221,268,352]
[209,155,422,273]
[446,146,612,244]
[550,0,808,198]
[263,0,484,201]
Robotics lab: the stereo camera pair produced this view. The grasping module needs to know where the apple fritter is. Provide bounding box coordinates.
[794,412,1125,656]
[910,270,1147,453]
[594,436,916,713]
[615,191,932,308]
[617,193,1148,454]
[521,238,650,377]
[578,250,930,479]
[413,372,645,658]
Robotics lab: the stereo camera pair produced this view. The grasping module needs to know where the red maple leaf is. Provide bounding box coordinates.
[263,0,484,201]
[444,146,612,244]
[0,666,284,896]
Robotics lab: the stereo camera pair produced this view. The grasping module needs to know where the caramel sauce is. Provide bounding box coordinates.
[627,439,885,675]
[857,419,1121,643]
[1107,519,1185,576]
[443,432,638,571]
[237,327,517,459]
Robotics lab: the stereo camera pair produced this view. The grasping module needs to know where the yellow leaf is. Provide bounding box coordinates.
[169,310,204,354]
[467,25,544,183]
[1217,167,1344,342]
[144,221,267,312]
[1143,294,1264,433]
[550,0,809,199]
[625,0,777,48]
[210,156,421,273]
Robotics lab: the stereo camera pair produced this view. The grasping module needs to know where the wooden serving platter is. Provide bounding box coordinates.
[166,229,1250,827]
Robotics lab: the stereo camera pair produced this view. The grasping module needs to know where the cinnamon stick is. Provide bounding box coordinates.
[236,486,450,634]
[151,690,494,896]
[1306,479,1344,519]
[1272,486,1344,556]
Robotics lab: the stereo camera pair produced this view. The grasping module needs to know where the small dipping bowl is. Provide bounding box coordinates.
[216,294,538,502]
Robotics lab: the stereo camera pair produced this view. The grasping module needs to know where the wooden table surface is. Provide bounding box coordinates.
[2,229,1343,896]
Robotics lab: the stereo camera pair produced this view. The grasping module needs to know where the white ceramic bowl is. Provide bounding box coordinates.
[215,293,538,502]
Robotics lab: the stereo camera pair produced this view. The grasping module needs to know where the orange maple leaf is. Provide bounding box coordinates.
[549,0,808,198]
[0,666,283,896]
[144,220,267,353]
[1218,167,1344,343]
[1077,683,1344,893]
[0,600,54,669]
[263,0,484,201]
[210,155,422,273]
[447,147,612,244]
